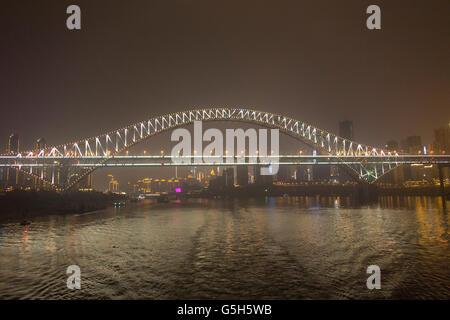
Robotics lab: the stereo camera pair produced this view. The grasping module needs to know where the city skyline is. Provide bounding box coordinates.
[3,109,450,192]
[2,116,449,191]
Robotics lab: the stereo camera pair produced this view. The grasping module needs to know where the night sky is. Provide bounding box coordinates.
[1,1,449,152]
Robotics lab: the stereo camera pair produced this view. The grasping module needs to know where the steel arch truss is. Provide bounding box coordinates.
[8,107,399,189]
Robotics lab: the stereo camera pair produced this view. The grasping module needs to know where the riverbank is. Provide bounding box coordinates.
[203,183,449,199]
[0,190,126,222]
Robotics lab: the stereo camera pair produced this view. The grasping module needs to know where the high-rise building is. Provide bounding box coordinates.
[385,140,399,151]
[405,136,422,154]
[433,124,450,154]
[339,120,353,140]
[35,137,47,151]
[7,133,19,154]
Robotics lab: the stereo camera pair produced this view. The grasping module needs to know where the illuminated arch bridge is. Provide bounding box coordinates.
[1,107,448,190]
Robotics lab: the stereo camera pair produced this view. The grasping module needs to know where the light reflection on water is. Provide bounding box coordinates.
[0,196,448,299]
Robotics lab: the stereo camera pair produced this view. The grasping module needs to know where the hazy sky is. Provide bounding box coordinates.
[1,0,449,152]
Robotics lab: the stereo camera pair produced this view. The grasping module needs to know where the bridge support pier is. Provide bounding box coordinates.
[438,164,447,213]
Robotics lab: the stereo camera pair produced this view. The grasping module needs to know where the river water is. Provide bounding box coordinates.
[0,196,448,299]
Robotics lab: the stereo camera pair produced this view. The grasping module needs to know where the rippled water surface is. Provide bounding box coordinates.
[0,196,449,299]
